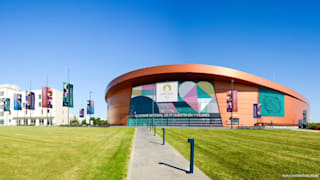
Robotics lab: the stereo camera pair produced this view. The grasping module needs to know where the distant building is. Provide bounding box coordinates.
[0,84,70,126]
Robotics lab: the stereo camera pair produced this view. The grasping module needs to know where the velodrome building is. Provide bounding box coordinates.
[105,64,309,127]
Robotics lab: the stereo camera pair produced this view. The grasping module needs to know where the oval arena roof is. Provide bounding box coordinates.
[105,64,309,104]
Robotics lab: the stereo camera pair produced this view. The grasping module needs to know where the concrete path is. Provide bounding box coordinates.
[127,127,210,180]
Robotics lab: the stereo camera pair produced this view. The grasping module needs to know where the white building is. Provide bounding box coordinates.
[0,84,70,126]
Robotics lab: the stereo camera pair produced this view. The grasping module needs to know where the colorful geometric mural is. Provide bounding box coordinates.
[129,81,220,115]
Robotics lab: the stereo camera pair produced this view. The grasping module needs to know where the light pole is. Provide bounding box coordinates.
[231,80,234,129]
[89,91,93,125]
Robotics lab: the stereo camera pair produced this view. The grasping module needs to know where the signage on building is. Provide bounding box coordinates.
[130,113,220,118]
[156,81,178,102]
[253,104,262,118]
[227,90,238,112]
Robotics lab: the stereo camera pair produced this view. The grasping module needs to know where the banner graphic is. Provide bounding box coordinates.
[26,91,35,110]
[14,94,22,110]
[80,108,84,117]
[227,90,238,112]
[3,98,10,111]
[156,82,178,102]
[43,87,53,108]
[253,104,262,118]
[63,83,73,108]
[87,100,94,114]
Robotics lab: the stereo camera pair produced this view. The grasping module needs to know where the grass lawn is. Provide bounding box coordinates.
[158,129,320,180]
[0,127,135,180]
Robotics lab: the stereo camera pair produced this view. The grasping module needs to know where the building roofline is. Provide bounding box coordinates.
[105,64,309,104]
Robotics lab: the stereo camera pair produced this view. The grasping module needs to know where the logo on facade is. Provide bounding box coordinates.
[163,84,172,92]
[156,82,178,102]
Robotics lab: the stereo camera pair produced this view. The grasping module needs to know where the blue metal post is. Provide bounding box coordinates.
[162,128,165,145]
[154,125,156,136]
[188,139,194,174]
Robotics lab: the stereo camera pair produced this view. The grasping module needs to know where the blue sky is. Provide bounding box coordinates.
[0,0,319,122]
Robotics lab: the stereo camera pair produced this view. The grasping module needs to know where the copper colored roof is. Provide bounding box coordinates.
[105,64,309,104]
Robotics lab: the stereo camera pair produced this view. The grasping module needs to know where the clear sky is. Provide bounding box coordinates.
[0,0,319,122]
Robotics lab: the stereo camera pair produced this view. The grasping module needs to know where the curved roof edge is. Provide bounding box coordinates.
[105,64,309,104]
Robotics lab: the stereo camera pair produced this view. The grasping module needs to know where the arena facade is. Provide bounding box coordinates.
[105,64,309,127]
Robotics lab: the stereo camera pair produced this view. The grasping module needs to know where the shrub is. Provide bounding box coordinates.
[70,120,79,125]
[309,123,320,130]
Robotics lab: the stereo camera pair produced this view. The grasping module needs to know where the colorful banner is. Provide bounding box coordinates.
[63,83,73,108]
[42,87,53,108]
[14,93,22,110]
[26,91,35,110]
[87,100,94,114]
[42,87,48,108]
[3,98,10,111]
[227,90,238,112]
[47,88,53,108]
[80,108,84,117]
[253,104,262,118]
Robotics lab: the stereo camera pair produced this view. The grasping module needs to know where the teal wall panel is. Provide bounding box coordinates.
[259,87,285,117]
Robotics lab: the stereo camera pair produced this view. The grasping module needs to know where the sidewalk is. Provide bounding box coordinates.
[127,127,210,180]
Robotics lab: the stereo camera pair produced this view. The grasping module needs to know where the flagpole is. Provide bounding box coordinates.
[46,75,49,126]
[67,67,70,126]
[16,94,18,126]
[89,91,92,125]
[29,80,31,126]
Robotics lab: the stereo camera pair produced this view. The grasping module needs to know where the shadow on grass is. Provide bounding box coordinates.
[158,162,188,173]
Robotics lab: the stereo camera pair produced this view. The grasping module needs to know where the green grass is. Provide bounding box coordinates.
[158,129,320,180]
[0,126,135,180]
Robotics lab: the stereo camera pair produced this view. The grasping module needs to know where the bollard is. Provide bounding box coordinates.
[162,128,165,145]
[187,139,194,174]
[154,125,156,136]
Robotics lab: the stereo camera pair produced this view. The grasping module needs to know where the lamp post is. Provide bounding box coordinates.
[89,91,93,125]
[231,80,234,129]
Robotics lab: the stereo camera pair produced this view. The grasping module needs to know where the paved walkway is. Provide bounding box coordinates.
[127,127,210,180]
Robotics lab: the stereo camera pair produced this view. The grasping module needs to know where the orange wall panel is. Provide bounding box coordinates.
[215,80,259,126]
[107,87,132,125]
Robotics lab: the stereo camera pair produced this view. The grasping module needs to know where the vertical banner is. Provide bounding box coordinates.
[227,90,238,112]
[63,83,68,107]
[87,100,94,114]
[3,98,10,111]
[63,83,73,107]
[68,84,73,108]
[14,94,22,110]
[43,87,53,108]
[87,101,90,114]
[26,91,35,110]
[42,87,48,108]
[253,104,262,118]
[90,100,94,114]
[80,108,84,117]
[227,91,232,112]
[47,88,53,108]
